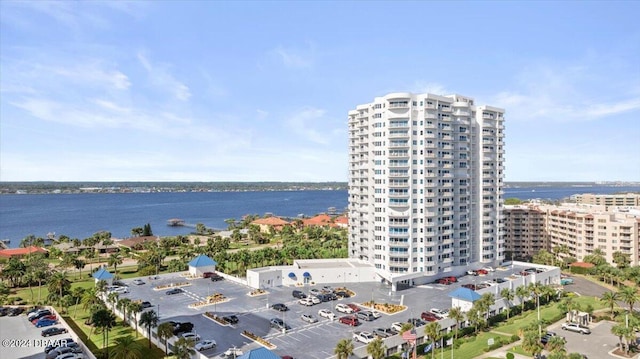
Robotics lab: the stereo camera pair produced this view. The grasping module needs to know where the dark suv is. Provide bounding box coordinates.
[172,322,194,335]
[292,290,306,299]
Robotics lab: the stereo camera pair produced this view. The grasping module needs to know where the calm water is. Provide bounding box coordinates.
[1,186,638,246]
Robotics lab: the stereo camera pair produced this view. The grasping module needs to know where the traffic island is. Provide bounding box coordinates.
[241,330,277,349]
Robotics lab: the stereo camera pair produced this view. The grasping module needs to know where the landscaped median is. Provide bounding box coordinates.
[203,311,230,326]
[188,293,230,308]
[248,289,268,297]
[241,330,276,349]
[153,282,192,290]
[361,300,406,315]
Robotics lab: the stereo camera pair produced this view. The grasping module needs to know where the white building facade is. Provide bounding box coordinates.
[348,92,505,290]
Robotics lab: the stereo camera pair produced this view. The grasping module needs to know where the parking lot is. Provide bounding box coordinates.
[0,312,82,359]
[115,265,537,358]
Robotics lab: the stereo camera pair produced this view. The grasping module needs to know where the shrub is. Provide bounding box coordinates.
[506,353,515,359]
[510,334,520,343]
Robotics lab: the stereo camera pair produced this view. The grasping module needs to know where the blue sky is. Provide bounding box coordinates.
[1,1,639,182]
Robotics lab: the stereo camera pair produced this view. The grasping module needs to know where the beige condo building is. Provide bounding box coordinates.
[574,193,640,207]
[504,203,640,266]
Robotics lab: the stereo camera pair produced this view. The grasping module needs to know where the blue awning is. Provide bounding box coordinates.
[303,272,311,277]
[288,272,296,278]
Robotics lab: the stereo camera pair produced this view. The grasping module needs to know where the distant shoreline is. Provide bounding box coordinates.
[0,181,638,195]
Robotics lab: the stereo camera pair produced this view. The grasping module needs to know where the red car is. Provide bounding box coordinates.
[338,316,360,326]
[347,303,361,312]
[421,312,439,322]
[437,278,452,285]
[32,315,56,324]
[445,276,457,283]
[477,269,488,275]
[462,284,477,290]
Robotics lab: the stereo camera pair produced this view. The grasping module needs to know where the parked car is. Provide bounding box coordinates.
[482,266,495,272]
[492,278,507,284]
[561,322,591,334]
[437,278,453,285]
[29,309,52,321]
[210,274,224,282]
[223,315,239,324]
[338,316,360,326]
[292,290,307,299]
[322,285,334,293]
[540,331,561,344]
[165,288,183,295]
[335,303,353,314]
[353,331,375,343]
[35,318,58,328]
[0,307,8,317]
[33,314,56,324]
[8,307,24,316]
[318,309,336,320]
[391,322,405,332]
[335,291,350,298]
[194,339,217,351]
[373,327,396,338]
[45,345,82,359]
[172,322,194,335]
[298,297,315,306]
[324,292,338,301]
[462,284,477,290]
[44,339,76,354]
[181,332,201,342]
[107,286,129,294]
[477,269,489,275]
[467,270,478,276]
[309,296,321,304]
[301,314,318,323]
[140,301,153,309]
[132,279,145,285]
[309,288,321,295]
[271,303,289,311]
[42,327,68,337]
[202,272,216,278]
[347,303,361,312]
[561,278,574,285]
[224,347,243,357]
[356,311,376,321]
[269,318,290,331]
[421,312,439,322]
[54,353,84,359]
[408,318,426,327]
[430,308,448,318]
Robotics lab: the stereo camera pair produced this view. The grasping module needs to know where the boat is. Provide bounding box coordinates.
[167,218,185,227]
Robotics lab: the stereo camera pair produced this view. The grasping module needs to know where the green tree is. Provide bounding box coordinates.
[92,308,117,356]
[0,257,26,287]
[546,335,566,353]
[73,258,86,280]
[47,271,71,307]
[619,286,639,313]
[521,330,543,357]
[448,306,464,343]
[108,291,120,311]
[111,335,143,359]
[334,338,354,359]
[138,310,158,348]
[611,324,627,353]
[600,291,619,314]
[157,321,175,355]
[467,307,481,334]
[516,285,530,312]
[108,253,124,277]
[424,322,442,359]
[143,223,153,236]
[612,251,630,269]
[172,337,195,359]
[118,297,132,325]
[131,227,144,237]
[501,288,515,319]
[128,302,143,337]
[366,337,386,359]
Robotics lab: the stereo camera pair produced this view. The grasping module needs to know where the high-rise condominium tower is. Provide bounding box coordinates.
[347,92,505,290]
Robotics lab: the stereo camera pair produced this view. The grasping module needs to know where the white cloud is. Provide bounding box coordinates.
[285,108,331,145]
[412,81,448,95]
[137,52,191,101]
[271,45,314,68]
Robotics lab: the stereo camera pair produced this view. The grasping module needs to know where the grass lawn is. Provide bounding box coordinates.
[508,345,533,357]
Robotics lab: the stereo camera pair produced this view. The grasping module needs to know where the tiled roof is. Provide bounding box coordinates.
[237,348,281,359]
[93,268,114,280]
[303,214,333,226]
[448,287,481,302]
[334,216,348,225]
[0,246,47,258]
[188,254,217,267]
[570,262,595,268]
[251,217,290,225]
[116,236,160,248]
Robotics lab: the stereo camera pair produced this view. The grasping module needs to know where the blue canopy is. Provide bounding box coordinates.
[448,287,481,302]
[303,272,311,277]
[93,268,113,280]
[188,254,217,267]
[288,272,296,278]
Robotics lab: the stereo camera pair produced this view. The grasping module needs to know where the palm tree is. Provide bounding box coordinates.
[500,288,514,319]
[96,279,108,297]
[47,271,71,307]
[172,337,196,359]
[611,324,627,353]
[334,338,354,359]
[366,337,386,359]
[138,310,158,348]
[109,253,124,277]
[600,291,619,314]
[516,285,529,313]
[546,335,566,353]
[521,330,543,357]
[108,291,120,311]
[448,306,464,343]
[466,307,481,334]
[118,297,132,325]
[619,286,639,313]
[424,322,442,359]
[111,335,143,359]
[157,321,175,355]
[128,302,143,337]
[81,288,100,311]
[92,308,117,357]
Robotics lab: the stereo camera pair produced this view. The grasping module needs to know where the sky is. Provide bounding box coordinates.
[1,1,639,182]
